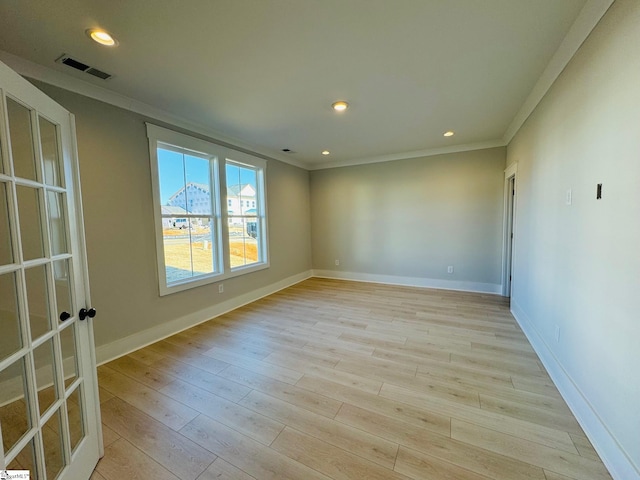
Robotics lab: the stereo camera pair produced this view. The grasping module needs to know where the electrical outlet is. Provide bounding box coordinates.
[218,284,224,294]
[566,189,572,205]
[447,266,454,274]
[555,325,560,342]
[335,259,340,266]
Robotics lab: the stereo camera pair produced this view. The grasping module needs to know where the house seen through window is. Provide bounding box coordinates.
[226,162,263,268]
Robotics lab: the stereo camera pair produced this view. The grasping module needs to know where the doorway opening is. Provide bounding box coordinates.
[502,163,517,298]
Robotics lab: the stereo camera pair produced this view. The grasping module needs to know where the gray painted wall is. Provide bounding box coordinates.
[310,148,506,289]
[506,0,640,473]
[32,82,312,349]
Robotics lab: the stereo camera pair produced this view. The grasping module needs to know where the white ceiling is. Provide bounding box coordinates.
[0,0,611,169]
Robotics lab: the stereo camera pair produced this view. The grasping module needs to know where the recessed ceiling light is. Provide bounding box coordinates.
[86,29,118,47]
[332,101,349,112]
[443,131,455,137]
[322,150,331,155]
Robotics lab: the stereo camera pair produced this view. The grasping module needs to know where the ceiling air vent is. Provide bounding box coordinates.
[56,54,113,80]
[85,67,111,80]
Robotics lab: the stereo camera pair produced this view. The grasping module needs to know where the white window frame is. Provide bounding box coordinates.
[147,124,269,295]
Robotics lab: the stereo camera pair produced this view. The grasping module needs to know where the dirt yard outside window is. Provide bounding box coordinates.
[162,226,258,282]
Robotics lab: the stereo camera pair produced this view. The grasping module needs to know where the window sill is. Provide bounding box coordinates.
[159,261,270,296]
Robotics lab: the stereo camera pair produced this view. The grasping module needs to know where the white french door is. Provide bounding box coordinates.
[0,61,100,479]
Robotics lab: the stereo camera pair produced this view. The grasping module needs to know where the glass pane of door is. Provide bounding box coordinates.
[16,185,45,261]
[59,324,78,388]
[25,264,52,340]
[42,408,65,479]
[0,271,22,363]
[39,115,63,187]
[47,191,68,255]
[67,386,84,453]
[33,338,58,416]
[53,259,72,322]
[0,181,13,264]
[0,357,31,453]
[6,437,37,472]
[6,97,37,181]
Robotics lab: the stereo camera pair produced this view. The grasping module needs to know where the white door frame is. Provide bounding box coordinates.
[501,162,518,297]
[0,59,102,478]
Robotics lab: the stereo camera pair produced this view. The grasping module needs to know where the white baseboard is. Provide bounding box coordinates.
[511,300,639,480]
[312,269,502,295]
[95,270,313,365]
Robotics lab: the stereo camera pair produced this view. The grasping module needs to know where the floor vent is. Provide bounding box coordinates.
[56,54,113,80]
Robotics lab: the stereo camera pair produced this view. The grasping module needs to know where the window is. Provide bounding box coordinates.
[226,161,266,268]
[147,124,268,295]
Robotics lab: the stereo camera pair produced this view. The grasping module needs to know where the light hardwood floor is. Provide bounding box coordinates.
[91,278,612,480]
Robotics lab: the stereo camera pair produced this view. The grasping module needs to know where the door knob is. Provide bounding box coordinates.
[79,307,97,321]
[59,311,71,322]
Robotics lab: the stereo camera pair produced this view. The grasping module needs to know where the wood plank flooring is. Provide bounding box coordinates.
[91,278,612,480]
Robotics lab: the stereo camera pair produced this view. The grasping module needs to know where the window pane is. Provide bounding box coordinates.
[226,161,262,270]
[163,218,215,284]
[226,163,258,216]
[163,153,213,216]
[228,216,259,268]
[184,154,212,215]
[163,217,193,284]
[158,148,185,207]
[190,218,215,276]
[225,163,239,216]
[157,145,218,287]
[241,169,257,216]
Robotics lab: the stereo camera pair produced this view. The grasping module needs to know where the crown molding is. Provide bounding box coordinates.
[503,0,614,144]
[0,50,308,170]
[0,50,504,172]
[307,139,507,170]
